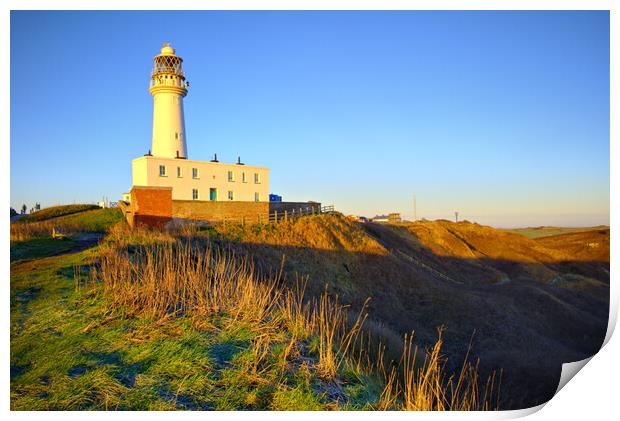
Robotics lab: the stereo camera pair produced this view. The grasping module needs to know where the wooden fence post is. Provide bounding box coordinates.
[274,210,278,223]
[284,210,288,222]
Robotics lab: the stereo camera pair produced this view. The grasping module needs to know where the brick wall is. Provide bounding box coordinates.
[172,200,270,223]
[129,186,173,228]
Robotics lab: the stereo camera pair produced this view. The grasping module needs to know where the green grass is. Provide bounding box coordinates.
[503,226,609,239]
[11,208,125,243]
[10,236,382,410]
[19,204,101,223]
[271,384,323,410]
[55,208,124,232]
[11,247,217,410]
[10,237,78,263]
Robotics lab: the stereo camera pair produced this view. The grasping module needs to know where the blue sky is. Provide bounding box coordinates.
[10,11,609,227]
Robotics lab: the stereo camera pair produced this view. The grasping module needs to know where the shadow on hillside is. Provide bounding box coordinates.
[181,227,609,410]
[10,233,104,263]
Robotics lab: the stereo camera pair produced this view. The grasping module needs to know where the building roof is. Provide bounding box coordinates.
[132,155,269,170]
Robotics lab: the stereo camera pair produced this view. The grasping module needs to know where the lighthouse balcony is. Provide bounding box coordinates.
[151,69,186,79]
[150,78,188,89]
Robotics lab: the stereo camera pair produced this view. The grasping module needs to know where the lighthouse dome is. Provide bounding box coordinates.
[160,43,175,55]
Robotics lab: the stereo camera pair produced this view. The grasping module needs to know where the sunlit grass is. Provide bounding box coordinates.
[11,208,123,242]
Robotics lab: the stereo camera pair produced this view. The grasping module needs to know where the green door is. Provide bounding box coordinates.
[209,188,217,201]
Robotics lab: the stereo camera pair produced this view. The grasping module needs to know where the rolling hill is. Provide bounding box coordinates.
[10,212,609,409]
[205,215,610,408]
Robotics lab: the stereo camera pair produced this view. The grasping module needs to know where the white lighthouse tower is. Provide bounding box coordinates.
[128,43,270,207]
[150,43,189,159]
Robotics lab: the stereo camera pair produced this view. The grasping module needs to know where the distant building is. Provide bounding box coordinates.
[347,215,368,223]
[371,213,401,224]
[371,215,389,223]
[388,213,402,223]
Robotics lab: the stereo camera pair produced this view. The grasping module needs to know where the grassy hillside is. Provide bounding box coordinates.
[183,214,608,408]
[504,226,609,239]
[11,212,608,410]
[11,215,497,410]
[19,204,101,223]
[11,248,382,410]
[10,208,124,242]
[536,228,610,262]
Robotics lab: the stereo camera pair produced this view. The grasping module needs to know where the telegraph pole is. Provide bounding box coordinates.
[455,211,459,223]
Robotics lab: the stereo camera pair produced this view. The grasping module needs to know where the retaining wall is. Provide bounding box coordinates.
[172,200,269,223]
[124,186,320,227]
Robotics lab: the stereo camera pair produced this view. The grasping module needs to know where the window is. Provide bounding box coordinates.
[192,168,199,179]
[159,165,166,177]
[227,171,234,182]
[254,192,260,202]
[228,191,234,201]
[175,132,178,140]
[254,173,260,184]
[242,172,247,183]
[192,189,199,200]
[177,167,182,178]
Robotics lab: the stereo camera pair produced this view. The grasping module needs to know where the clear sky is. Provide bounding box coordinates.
[10,10,609,227]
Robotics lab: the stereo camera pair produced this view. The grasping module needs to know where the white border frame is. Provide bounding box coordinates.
[2,2,616,420]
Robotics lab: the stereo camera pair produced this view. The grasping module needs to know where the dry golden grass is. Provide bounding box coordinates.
[11,220,57,241]
[81,224,499,410]
[211,213,388,255]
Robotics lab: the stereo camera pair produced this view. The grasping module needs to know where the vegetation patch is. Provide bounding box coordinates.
[10,237,78,262]
[503,226,609,239]
[11,208,123,242]
[18,204,101,223]
[11,216,503,410]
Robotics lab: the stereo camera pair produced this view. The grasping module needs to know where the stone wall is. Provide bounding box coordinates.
[172,200,270,223]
